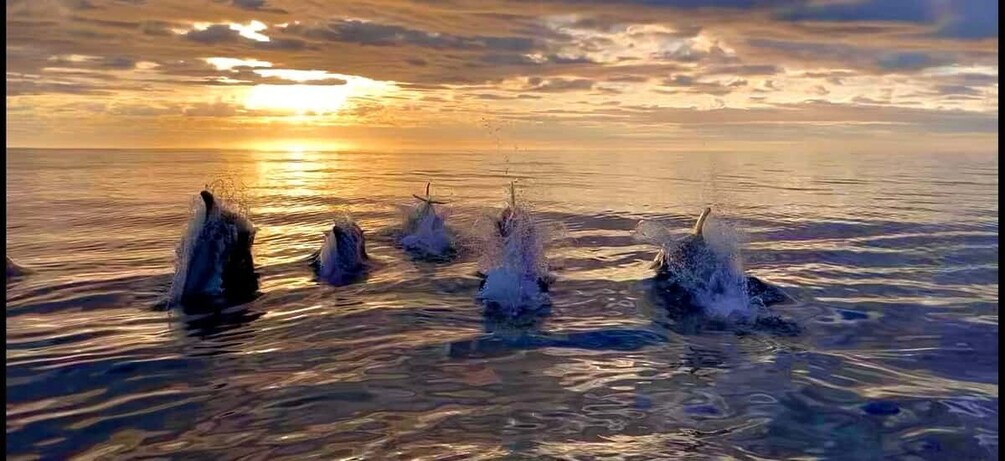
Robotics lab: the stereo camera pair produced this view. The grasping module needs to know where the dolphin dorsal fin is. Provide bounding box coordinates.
[693,207,711,237]
[200,190,215,218]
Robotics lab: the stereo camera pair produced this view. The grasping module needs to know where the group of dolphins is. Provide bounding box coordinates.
[6,182,797,332]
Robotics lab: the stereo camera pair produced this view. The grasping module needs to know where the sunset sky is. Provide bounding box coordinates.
[6,0,998,153]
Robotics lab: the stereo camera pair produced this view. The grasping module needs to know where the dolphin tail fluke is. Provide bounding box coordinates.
[693,207,711,237]
[413,182,447,205]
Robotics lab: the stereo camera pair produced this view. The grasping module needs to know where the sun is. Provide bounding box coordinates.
[244,84,351,116]
[241,72,395,118]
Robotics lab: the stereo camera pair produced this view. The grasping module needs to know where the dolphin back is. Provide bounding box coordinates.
[173,190,258,305]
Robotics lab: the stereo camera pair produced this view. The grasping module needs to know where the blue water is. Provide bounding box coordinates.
[5,149,998,459]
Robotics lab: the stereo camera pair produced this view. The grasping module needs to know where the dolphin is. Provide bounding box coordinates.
[651,207,791,309]
[400,182,454,259]
[171,189,259,305]
[6,256,29,279]
[310,219,368,285]
[495,181,520,239]
[477,183,554,317]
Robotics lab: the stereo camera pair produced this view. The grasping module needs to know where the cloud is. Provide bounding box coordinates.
[232,0,266,9]
[525,78,594,92]
[662,74,695,86]
[779,0,998,41]
[45,54,138,70]
[935,84,983,97]
[185,24,241,44]
[6,79,111,96]
[140,21,176,36]
[934,0,998,40]
[661,74,744,95]
[780,1,934,24]
[704,64,780,76]
[747,39,960,73]
[3,0,998,150]
[606,75,650,83]
[876,52,945,71]
[183,101,240,117]
[286,19,537,52]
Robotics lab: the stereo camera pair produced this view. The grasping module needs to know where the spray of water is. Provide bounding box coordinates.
[635,212,758,321]
[476,183,551,315]
[167,180,254,305]
[313,212,367,285]
[398,183,456,260]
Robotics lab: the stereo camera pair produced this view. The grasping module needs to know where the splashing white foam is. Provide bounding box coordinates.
[638,214,757,320]
[167,182,252,305]
[476,192,551,314]
[400,201,455,259]
[314,212,365,284]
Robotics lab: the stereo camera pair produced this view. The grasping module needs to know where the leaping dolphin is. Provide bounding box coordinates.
[400,182,455,259]
[495,181,520,239]
[170,189,259,306]
[477,182,554,317]
[651,207,791,310]
[310,218,368,285]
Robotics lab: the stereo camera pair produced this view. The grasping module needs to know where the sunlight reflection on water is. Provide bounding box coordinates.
[5,148,998,460]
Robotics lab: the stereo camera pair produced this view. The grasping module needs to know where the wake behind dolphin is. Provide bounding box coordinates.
[641,207,794,327]
[167,189,259,307]
[477,182,553,317]
[310,215,368,285]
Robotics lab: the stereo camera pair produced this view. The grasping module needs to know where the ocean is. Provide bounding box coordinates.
[5,148,998,459]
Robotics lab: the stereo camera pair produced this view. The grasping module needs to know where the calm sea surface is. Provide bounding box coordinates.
[5,148,999,460]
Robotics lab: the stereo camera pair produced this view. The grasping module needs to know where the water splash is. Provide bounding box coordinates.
[476,183,551,316]
[312,212,368,285]
[399,183,456,260]
[636,213,758,321]
[167,180,254,305]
